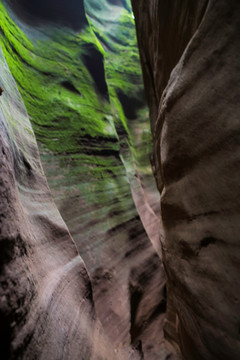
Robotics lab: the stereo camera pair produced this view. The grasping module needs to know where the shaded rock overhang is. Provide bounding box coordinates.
[5,0,88,30]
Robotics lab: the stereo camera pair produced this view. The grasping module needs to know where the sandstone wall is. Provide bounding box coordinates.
[0,0,167,358]
[132,0,240,359]
[0,46,121,360]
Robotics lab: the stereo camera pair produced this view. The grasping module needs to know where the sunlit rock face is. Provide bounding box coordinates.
[0,0,168,359]
[132,0,240,359]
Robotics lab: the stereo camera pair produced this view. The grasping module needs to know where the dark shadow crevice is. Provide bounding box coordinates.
[82,44,109,101]
[6,0,87,30]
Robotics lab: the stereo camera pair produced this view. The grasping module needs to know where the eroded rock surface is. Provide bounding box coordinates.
[0,0,168,359]
[0,47,124,360]
[132,0,240,359]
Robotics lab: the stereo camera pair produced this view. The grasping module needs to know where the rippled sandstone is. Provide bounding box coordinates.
[132,0,240,359]
[0,0,166,359]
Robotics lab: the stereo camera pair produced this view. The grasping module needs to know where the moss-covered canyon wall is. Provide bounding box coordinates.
[2,0,238,359]
[0,0,168,359]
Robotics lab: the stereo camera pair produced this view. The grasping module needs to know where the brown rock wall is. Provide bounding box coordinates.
[132,0,240,359]
[0,47,130,360]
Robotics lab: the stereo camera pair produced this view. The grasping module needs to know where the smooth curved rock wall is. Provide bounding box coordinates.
[0,46,122,360]
[132,0,240,359]
[0,0,168,359]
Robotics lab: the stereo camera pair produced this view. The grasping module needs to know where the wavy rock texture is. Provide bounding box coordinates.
[0,0,168,359]
[0,46,126,360]
[132,0,240,359]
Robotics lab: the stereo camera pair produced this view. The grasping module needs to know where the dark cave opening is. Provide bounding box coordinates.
[82,44,109,101]
[117,90,144,119]
[129,283,143,343]
[7,0,87,30]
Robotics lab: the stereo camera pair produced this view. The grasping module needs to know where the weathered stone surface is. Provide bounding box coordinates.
[132,0,240,359]
[0,47,125,360]
[0,0,168,359]
[3,0,240,358]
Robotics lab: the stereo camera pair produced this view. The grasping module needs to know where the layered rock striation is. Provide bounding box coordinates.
[0,0,167,359]
[132,0,240,359]
[0,46,122,360]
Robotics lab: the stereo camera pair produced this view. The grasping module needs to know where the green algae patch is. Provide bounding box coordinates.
[0,0,155,267]
[0,1,148,166]
[0,3,117,156]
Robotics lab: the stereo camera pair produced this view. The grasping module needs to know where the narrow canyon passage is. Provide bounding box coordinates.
[0,1,240,360]
[0,0,167,359]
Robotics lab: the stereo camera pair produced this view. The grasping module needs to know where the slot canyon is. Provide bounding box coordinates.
[0,0,239,359]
